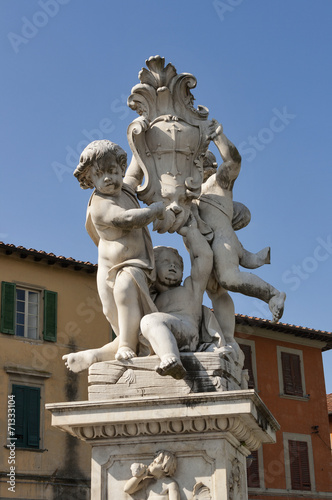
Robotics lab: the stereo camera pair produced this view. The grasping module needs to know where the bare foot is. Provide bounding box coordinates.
[62,349,98,373]
[269,291,286,323]
[115,346,137,361]
[156,356,186,380]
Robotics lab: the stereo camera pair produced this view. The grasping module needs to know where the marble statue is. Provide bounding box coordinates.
[140,213,213,379]
[63,139,164,370]
[124,451,212,500]
[198,123,285,349]
[126,56,222,234]
[124,450,180,499]
[63,55,286,383]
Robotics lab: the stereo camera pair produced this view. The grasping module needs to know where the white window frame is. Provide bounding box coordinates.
[283,432,315,492]
[277,346,308,401]
[15,286,41,340]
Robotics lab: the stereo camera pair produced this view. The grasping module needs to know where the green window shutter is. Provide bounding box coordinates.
[1,282,16,334]
[27,387,40,448]
[12,385,40,449]
[12,385,25,447]
[43,290,57,342]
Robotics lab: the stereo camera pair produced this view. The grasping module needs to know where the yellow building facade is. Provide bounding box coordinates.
[0,243,110,499]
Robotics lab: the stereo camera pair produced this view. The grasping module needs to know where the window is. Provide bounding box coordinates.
[1,282,57,341]
[16,288,39,339]
[277,346,306,399]
[247,450,260,488]
[11,384,41,449]
[238,339,257,389]
[283,433,314,492]
[288,440,311,490]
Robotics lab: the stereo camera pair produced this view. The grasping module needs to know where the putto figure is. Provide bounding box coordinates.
[63,140,164,371]
[124,450,180,499]
[140,213,213,379]
[198,123,286,326]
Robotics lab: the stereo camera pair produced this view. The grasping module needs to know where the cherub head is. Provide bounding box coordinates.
[202,150,218,182]
[74,140,127,195]
[148,450,177,478]
[153,246,184,291]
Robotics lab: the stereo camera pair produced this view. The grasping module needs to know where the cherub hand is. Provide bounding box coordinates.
[208,119,223,140]
[150,201,165,220]
[178,211,197,236]
[130,463,148,478]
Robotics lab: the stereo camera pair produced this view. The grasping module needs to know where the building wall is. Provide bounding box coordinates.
[236,325,332,499]
[0,252,110,499]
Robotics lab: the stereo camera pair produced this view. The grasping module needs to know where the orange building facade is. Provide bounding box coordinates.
[327,394,332,449]
[235,316,332,499]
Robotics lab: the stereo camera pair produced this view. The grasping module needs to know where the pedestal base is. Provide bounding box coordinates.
[47,390,279,499]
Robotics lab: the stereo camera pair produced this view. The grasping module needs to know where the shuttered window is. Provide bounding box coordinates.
[239,343,255,389]
[247,450,260,488]
[1,282,57,342]
[43,290,57,342]
[281,352,303,396]
[1,282,16,334]
[289,440,311,490]
[11,385,40,449]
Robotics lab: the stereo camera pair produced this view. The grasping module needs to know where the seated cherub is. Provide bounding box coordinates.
[140,213,213,380]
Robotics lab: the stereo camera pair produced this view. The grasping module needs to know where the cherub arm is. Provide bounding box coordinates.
[92,197,164,230]
[168,481,181,500]
[179,212,213,293]
[123,464,152,495]
[124,156,144,191]
[209,120,242,190]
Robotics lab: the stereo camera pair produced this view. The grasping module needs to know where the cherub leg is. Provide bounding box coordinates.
[140,313,186,380]
[207,285,235,344]
[113,270,143,360]
[239,246,271,269]
[63,337,119,373]
[213,245,286,322]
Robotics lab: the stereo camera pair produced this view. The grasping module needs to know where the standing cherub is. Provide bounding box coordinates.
[63,140,164,371]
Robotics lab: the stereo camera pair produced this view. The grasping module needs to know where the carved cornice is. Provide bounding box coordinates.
[70,415,261,450]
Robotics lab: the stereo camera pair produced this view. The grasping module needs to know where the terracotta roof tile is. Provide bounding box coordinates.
[0,242,97,273]
[235,314,332,350]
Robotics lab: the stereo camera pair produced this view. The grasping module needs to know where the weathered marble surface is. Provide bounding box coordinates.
[46,390,279,500]
[88,351,246,401]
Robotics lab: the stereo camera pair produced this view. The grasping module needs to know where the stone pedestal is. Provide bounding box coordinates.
[47,359,279,500]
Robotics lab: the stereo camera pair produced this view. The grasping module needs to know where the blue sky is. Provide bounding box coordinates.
[1,1,331,391]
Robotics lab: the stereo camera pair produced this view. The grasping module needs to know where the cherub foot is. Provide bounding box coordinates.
[269,291,286,323]
[115,346,137,361]
[62,349,98,373]
[156,356,186,380]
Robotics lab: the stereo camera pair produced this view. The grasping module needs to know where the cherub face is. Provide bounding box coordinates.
[148,460,165,478]
[90,154,123,195]
[155,249,183,289]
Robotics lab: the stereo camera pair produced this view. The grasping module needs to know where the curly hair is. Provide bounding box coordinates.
[73,140,127,189]
[153,450,177,477]
[153,246,184,271]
